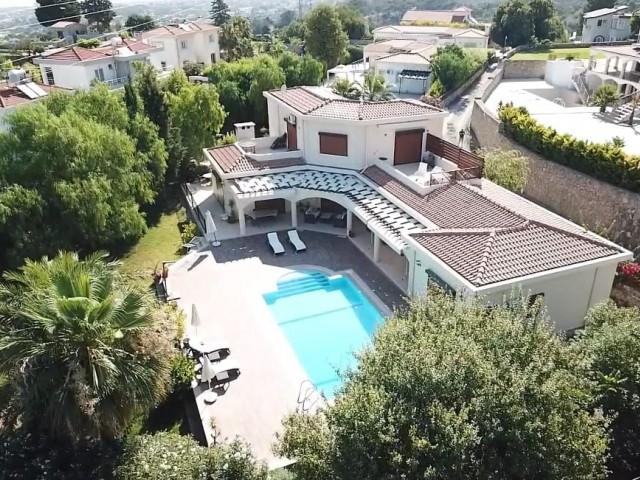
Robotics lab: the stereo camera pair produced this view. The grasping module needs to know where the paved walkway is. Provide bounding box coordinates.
[443,64,501,149]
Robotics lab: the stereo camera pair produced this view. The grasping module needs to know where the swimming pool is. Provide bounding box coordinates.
[263,270,384,397]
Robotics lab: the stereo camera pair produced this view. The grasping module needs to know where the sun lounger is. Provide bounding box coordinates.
[212,358,241,382]
[287,230,307,253]
[267,232,285,255]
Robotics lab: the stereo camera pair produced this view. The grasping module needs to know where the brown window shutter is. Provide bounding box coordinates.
[319,132,348,156]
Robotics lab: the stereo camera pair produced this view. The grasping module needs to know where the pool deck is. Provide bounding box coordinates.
[168,231,405,467]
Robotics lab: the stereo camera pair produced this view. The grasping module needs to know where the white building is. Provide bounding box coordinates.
[34,38,160,90]
[401,6,477,25]
[582,6,633,43]
[374,52,433,95]
[372,25,489,49]
[141,20,220,71]
[202,85,632,331]
[49,21,88,45]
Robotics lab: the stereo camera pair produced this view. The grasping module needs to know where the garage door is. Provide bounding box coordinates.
[394,129,424,165]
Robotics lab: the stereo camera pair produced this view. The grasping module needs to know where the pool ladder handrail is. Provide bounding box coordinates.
[297,379,325,413]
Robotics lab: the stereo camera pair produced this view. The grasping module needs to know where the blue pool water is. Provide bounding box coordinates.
[263,270,384,397]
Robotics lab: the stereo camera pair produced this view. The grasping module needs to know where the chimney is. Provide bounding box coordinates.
[234,122,256,141]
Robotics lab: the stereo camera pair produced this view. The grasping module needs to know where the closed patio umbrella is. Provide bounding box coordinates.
[205,210,221,247]
[191,303,201,336]
[201,356,216,388]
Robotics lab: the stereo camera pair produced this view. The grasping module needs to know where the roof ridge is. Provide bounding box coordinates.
[527,219,621,252]
[474,229,497,284]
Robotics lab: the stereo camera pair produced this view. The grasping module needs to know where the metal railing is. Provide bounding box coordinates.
[297,380,325,413]
[572,71,591,105]
[101,76,128,89]
[181,183,205,232]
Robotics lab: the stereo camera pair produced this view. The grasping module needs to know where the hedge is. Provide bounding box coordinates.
[498,105,640,193]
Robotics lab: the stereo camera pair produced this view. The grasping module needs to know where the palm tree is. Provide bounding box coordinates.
[331,77,361,100]
[592,84,620,113]
[0,252,172,441]
[360,73,394,102]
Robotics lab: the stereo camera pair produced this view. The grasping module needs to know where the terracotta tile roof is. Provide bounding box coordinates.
[42,46,112,62]
[268,87,442,120]
[207,144,304,174]
[0,83,56,109]
[411,222,620,286]
[363,166,523,228]
[268,87,329,113]
[401,9,469,23]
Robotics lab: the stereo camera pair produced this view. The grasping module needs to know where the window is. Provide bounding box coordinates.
[597,19,606,27]
[94,68,105,81]
[44,66,55,85]
[181,40,188,49]
[107,64,113,70]
[614,19,625,29]
[319,132,348,156]
[160,61,167,70]
[211,53,216,63]
[209,34,216,43]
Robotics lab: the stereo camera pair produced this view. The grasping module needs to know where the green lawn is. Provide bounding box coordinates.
[118,205,187,289]
[510,48,602,60]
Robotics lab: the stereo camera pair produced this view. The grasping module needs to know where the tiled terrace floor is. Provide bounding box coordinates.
[170,231,406,467]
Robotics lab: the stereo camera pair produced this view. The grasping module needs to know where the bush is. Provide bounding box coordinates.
[346,45,363,64]
[427,78,445,97]
[183,61,204,77]
[169,353,196,393]
[480,148,530,193]
[498,104,640,192]
[180,221,198,244]
[114,432,268,480]
[77,38,102,49]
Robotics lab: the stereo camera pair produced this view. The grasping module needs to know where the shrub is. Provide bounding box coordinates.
[169,353,196,393]
[498,105,640,192]
[217,132,237,145]
[480,148,530,193]
[180,221,198,244]
[427,78,445,97]
[114,432,267,480]
[77,38,102,49]
[183,61,204,77]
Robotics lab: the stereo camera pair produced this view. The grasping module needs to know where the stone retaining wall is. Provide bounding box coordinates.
[503,60,547,79]
[470,99,640,252]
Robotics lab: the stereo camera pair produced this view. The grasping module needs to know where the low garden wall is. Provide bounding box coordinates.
[470,99,640,252]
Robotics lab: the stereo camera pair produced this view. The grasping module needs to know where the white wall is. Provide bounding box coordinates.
[583,15,632,42]
[38,59,116,89]
[545,59,587,89]
[368,117,445,163]
[482,262,619,331]
[147,31,220,70]
[374,59,432,94]
[302,119,367,169]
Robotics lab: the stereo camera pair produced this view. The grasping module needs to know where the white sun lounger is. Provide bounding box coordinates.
[287,230,307,253]
[212,358,241,382]
[267,232,285,255]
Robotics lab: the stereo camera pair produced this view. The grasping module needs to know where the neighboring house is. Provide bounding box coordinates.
[141,20,220,72]
[372,25,489,49]
[401,6,478,25]
[203,84,632,331]
[34,38,161,90]
[374,52,433,94]
[582,6,632,43]
[0,71,55,131]
[49,21,88,45]
[363,39,436,64]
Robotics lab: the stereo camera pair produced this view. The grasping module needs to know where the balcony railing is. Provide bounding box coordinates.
[101,77,128,89]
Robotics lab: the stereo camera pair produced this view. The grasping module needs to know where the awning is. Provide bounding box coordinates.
[398,69,431,79]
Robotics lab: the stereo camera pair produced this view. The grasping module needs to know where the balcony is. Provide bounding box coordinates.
[237,136,302,162]
[101,76,128,89]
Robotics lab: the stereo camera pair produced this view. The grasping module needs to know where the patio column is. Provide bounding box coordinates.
[614,56,619,70]
[291,200,298,228]
[373,233,381,263]
[239,207,246,236]
[346,210,353,231]
[604,57,611,75]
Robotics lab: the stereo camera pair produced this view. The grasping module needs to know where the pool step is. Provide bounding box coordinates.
[273,274,332,298]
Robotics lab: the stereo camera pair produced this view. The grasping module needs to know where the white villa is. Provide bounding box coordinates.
[372,25,489,49]
[34,38,161,90]
[581,6,633,43]
[203,85,632,332]
[401,6,478,25]
[141,20,221,71]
